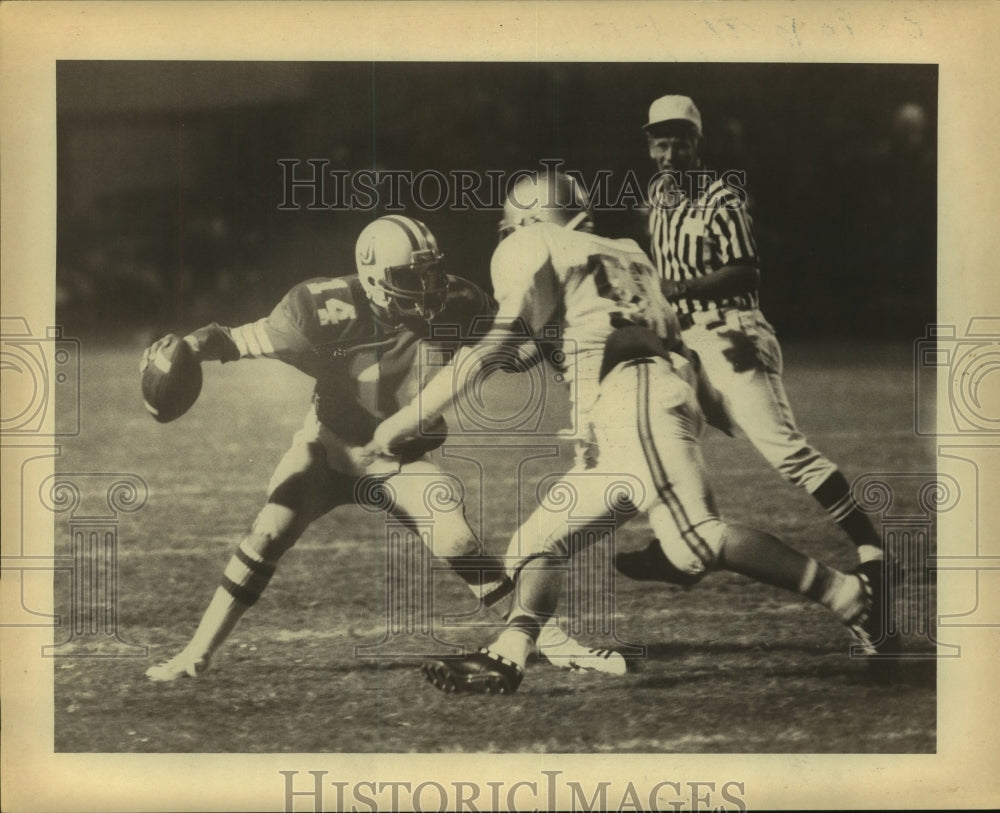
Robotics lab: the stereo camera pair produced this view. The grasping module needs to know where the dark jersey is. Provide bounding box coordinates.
[647,176,760,315]
[189,274,496,452]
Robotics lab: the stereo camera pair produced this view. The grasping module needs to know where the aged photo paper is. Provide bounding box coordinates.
[2,1,999,810]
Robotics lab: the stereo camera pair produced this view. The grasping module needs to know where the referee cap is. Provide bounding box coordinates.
[644,95,702,135]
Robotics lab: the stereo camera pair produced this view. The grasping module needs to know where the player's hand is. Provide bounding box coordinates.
[140,334,200,374]
[660,279,688,302]
[140,334,177,373]
[140,337,162,374]
[366,404,422,456]
[346,444,401,476]
[180,334,202,359]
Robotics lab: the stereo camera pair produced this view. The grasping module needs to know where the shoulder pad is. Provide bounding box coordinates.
[490,227,553,303]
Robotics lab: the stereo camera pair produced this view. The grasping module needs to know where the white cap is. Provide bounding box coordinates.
[644,94,702,135]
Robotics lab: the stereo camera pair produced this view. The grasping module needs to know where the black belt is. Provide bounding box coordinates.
[678,304,753,331]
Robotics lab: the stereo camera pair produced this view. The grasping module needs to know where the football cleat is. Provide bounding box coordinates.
[145,651,210,682]
[422,648,523,695]
[614,538,704,587]
[846,559,902,660]
[537,642,628,676]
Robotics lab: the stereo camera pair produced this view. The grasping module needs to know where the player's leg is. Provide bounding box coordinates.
[421,360,670,695]
[381,459,515,615]
[384,459,625,674]
[614,358,872,640]
[507,468,637,664]
[610,356,717,585]
[147,418,349,681]
[383,459,527,695]
[421,469,633,694]
[694,315,883,561]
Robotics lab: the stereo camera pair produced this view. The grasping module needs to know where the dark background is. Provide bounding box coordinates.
[57,61,936,339]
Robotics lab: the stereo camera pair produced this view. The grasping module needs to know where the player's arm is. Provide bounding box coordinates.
[430,278,539,373]
[141,281,319,399]
[372,318,531,451]
[178,283,319,366]
[661,264,759,303]
[181,323,241,362]
[140,318,276,381]
[368,305,541,453]
[368,236,556,453]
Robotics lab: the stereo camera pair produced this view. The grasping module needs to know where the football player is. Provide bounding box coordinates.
[368,173,889,695]
[144,215,624,681]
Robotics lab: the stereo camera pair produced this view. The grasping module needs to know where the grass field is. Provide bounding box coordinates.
[53,340,936,753]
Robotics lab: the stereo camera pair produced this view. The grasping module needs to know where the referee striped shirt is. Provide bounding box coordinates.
[648,175,760,315]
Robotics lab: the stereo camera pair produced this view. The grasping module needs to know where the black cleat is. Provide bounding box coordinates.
[848,559,903,681]
[422,648,524,695]
[614,538,704,587]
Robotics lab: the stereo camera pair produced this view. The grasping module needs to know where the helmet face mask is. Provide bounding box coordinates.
[355,216,449,322]
[377,254,448,321]
[498,172,593,242]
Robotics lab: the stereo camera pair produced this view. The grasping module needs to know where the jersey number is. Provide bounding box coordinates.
[588,254,663,331]
[306,280,358,326]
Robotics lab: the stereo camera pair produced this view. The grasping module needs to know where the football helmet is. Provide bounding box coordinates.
[355,215,449,320]
[498,171,593,241]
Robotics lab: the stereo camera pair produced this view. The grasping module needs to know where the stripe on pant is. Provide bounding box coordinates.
[633,361,714,566]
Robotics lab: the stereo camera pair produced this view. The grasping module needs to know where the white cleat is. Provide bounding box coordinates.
[145,651,210,682]
[538,641,628,676]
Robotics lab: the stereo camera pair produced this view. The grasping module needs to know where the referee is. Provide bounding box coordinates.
[616,94,897,659]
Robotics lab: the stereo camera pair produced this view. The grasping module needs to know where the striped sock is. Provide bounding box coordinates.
[184,541,277,660]
[812,471,882,550]
[446,555,516,618]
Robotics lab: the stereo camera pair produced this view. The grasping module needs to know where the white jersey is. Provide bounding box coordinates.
[490,222,683,417]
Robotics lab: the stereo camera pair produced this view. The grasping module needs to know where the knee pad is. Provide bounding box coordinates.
[657,517,727,576]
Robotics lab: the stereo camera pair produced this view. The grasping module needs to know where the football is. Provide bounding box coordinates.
[140,334,203,423]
